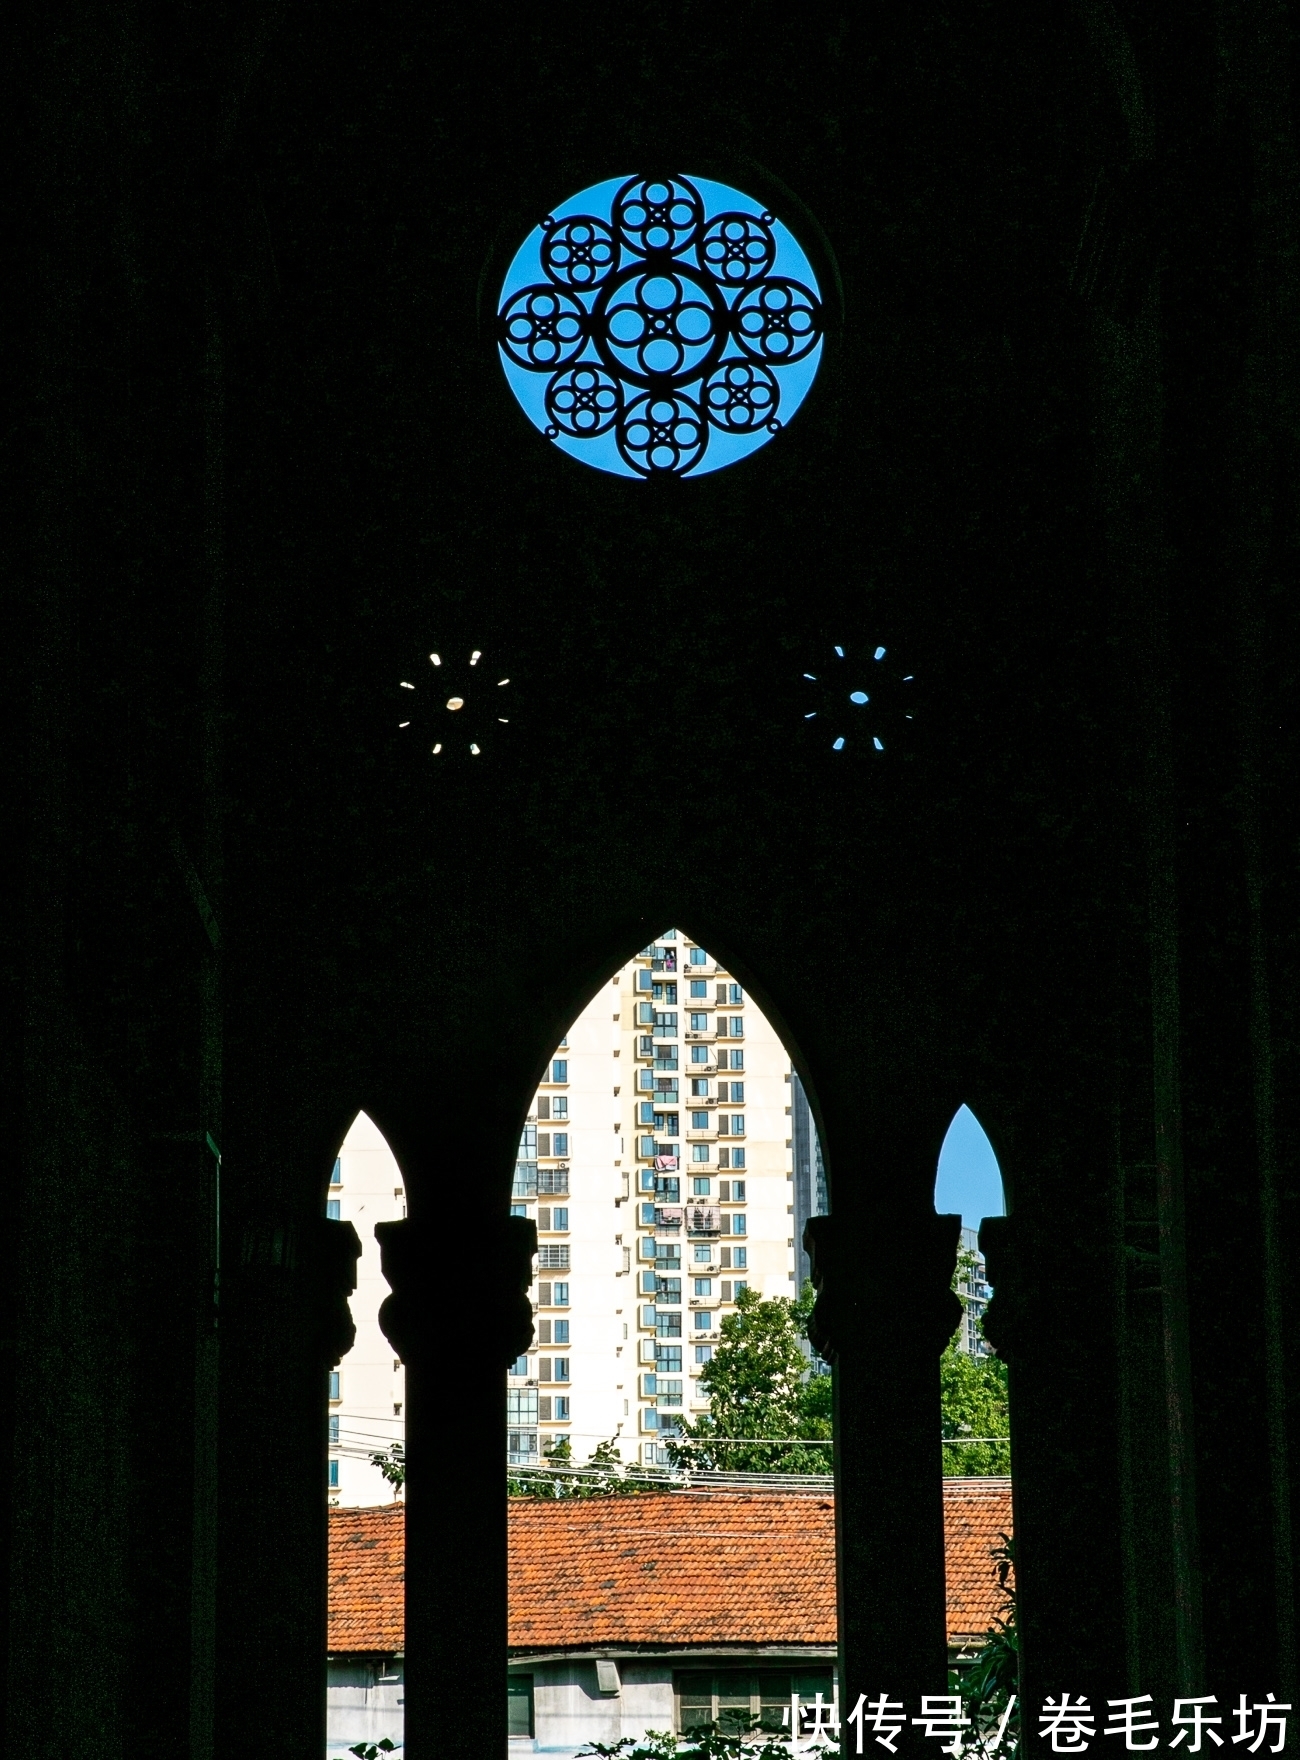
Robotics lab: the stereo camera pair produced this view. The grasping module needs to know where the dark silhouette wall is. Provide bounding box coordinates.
[8,0,1298,1754]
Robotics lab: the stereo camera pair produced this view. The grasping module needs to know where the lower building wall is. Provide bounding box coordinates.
[326,1663,404,1757]
[520,1660,677,1758]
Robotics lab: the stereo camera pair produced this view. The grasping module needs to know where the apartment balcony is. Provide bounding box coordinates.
[686,1127,716,1142]
[685,1028,716,1043]
[688,1298,718,1310]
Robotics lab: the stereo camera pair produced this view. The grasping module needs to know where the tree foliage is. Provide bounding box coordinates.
[668,1285,833,1474]
[579,1725,820,1759]
[953,1534,1019,1758]
[368,1442,405,1497]
[508,1436,659,1498]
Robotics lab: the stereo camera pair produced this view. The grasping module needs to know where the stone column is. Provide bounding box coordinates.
[805,1208,962,1755]
[377,1213,536,1760]
[216,1211,359,1756]
[980,1205,1127,1748]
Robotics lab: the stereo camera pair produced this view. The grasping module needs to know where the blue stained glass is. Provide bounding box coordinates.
[498,175,824,479]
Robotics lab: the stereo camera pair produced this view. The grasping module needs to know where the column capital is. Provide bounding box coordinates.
[377,1213,537,1369]
[804,1212,963,1363]
[235,1215,360,1366]
[977,1214,1035,1364]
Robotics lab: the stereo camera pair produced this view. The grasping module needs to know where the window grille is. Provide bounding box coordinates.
[677,1672,835,1736]
[537,1245,570,1270]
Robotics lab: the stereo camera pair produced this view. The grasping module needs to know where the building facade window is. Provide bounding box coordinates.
[329,1370,341,1401]
[330,1159,342,1185]
[325,1199,341,1220]
[508,1389,539,1425]
[328,1460,340,1488]
[507,1430,538,1464]
[677,1671,833,1735]
[551,1059,567,1082]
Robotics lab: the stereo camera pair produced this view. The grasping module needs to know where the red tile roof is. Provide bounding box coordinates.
[327,1480,1013,1656]
[329,1500,405,1654]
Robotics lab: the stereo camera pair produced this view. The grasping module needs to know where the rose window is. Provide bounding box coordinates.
[497,175,825,479]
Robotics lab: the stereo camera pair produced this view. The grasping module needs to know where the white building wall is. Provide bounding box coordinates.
[513,1659,677,1758]
[326,1665,405,1757]
[329,1110,408,1507]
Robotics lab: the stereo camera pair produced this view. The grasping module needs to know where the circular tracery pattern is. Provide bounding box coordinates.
[497,173,824,478]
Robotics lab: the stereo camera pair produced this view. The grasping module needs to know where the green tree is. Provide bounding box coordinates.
[509,1435,656,1499]
[579,1727,817,1759]
[668,1286,833,1473]
[369,1442,405,1498]
[953,1534,1019,1758]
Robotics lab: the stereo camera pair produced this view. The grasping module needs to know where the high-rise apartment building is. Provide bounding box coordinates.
[956,1225,992,1357]
[507,930,826,1470]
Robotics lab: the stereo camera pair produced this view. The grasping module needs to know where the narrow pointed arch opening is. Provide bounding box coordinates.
[508,924,832,1485]
[935,1103,1012,1474]
[325,1110,409,1513]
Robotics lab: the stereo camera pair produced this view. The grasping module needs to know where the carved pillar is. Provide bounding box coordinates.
[377,1213,536,1760]
[806,1208,961,1753]
[980,1207,1127,1746]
